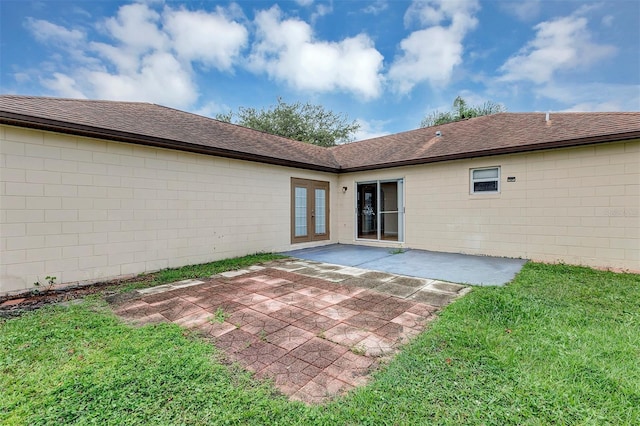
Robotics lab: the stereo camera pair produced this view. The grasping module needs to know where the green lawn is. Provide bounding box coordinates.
[105,252,287,292]
[1,259,638,425]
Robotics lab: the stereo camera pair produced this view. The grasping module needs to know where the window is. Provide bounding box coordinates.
[471,167,500,194]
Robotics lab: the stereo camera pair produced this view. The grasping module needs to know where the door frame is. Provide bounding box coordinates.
[291,178,330,244]
[355,178,404,242]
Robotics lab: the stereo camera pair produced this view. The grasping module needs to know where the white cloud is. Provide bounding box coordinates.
[71,6,92,19]
[24,18,96,67]
[85,52,198,107]
[24,18,85,46]
[500,0,541,22]
[89,41,140,74]
[353,118,391,141]
[311,3,333,23]
[248,6,384,99]
[388,0,480,94]
[363,0,388,15]
[193,100,228,118]
[41,73,87,99]
[537,82,640,111]
[23,3,248,110]
[499,13,616,84]
[295,0,314,6]
[100,3,168,53]
[164,7,248,70]
[13,73,31,84]
[403,0,477,27]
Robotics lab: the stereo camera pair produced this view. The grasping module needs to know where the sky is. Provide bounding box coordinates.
[1,0,639,139]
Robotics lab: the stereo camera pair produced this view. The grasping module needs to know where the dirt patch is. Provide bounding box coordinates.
[0,278,145,318]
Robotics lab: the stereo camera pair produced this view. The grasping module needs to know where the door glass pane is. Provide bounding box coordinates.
[381,212,399,241]
[294,187,307,237]
[380,182,398,212]
[315,189,326,234]
[357,183,377,239]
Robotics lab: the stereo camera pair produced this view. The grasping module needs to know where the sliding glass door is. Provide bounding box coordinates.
[356,179,403,242]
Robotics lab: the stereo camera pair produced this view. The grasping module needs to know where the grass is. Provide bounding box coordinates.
[1,261,639,424]
[106,252,285,293]
[211,307,229,324]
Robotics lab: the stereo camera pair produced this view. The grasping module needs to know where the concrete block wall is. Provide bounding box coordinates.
[0,125,337,293]
[1,123,637,293]
[337,140,640,272]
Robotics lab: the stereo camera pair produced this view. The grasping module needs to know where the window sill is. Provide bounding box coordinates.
[468,193,501,199]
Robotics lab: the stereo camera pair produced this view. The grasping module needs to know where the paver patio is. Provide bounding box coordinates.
[110,259,470,404]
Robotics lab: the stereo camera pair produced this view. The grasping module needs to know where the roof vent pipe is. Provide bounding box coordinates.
[435,131,442,137]
[545,111,550,122]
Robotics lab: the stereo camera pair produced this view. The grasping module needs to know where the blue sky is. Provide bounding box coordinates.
[1,0,639,138]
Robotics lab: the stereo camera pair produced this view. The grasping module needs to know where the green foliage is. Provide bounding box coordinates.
[421,96,505,127]
[2,262,638,424]
[102,253,285,295]
[211,308,229,324]
[141,253,285,289]
[350,345,366,356]
[0,303,303,425]
[32,275,57,293]
[216,97,360,147]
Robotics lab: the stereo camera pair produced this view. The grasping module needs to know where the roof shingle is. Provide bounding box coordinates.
[330,112,640,171]
[1,95,639,173]
[0,95,340,171]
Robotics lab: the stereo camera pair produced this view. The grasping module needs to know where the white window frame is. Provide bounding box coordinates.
[470,166,500,194]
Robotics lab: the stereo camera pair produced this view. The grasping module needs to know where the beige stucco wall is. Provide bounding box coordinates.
[0,125,337,293]
[337,140,640,272]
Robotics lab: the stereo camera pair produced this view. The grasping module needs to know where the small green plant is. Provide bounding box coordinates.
[33,275,57,293]
[258,329,268,342]
[210,307,228,324]
[351,345,366,356]
[389,248,404,255]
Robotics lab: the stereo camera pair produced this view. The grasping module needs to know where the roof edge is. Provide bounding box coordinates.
[338,130,640,172]
[0,111,340,173]
[2,108,638,174]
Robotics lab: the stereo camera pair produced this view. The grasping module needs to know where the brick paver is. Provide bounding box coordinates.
[290,337,347,369]
[267,325,315,351]
[111,259,467,404]
[324,323,370,347]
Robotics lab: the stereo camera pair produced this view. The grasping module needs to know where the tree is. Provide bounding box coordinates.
[215,98,360,147]
[420,96,505,128]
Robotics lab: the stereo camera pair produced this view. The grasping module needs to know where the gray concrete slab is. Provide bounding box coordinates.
[282,244,527,286]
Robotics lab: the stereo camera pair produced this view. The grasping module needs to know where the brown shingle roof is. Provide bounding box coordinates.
[331,112,640,171]
[0,95,340,172]
[1,95,639,173]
